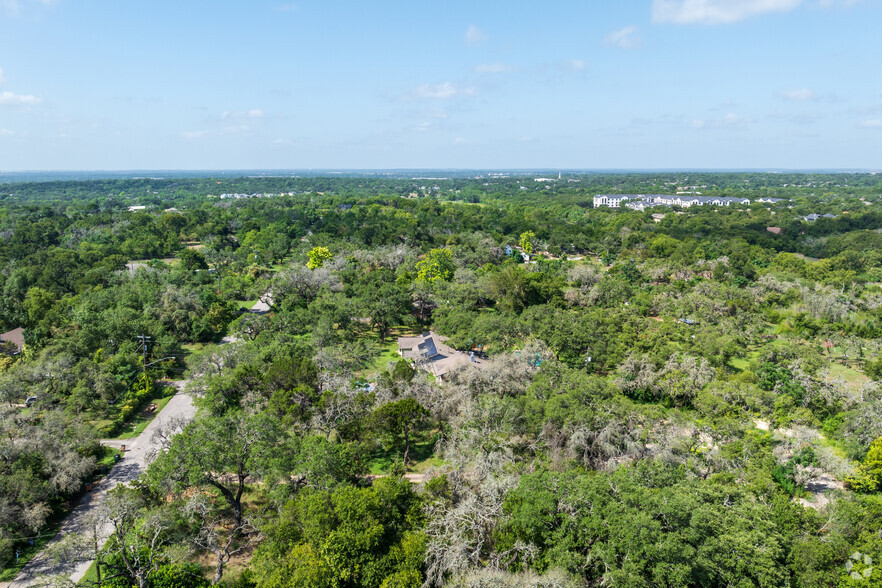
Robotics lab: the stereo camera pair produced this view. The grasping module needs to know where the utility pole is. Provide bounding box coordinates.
[136,335,153,377]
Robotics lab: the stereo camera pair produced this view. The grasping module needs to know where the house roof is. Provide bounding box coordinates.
[398,331,490,379]
[398,332,444,359]
[0,327,24,352]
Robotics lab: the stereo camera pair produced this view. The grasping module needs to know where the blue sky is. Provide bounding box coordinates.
[0,0,880,170]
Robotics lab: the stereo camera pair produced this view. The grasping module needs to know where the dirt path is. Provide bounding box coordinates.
[8,384,197,587]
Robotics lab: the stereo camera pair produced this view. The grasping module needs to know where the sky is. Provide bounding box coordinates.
[0,0,880,171]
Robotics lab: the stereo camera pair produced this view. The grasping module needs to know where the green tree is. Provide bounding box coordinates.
[519,231,536,255]
[415,248,455,284]
[307,246,333,270]
[846,437,882,492]
[366,283,411,342]
[146,411,283,529]
[250,478,424,588]
[373,398,429,464]
[178,248,209,272]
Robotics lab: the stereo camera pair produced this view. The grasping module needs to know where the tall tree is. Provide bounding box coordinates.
[146,410,283,529]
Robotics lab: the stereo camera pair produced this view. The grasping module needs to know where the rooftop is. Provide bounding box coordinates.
[0,327,24,353]
[398,331,490,379]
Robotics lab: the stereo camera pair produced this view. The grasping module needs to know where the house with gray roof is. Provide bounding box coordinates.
[398,331,489,380]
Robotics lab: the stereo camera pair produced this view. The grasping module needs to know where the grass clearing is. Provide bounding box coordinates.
[816,435,851,460]
[827,361,870,391]
[112,393,174,439]
[366,339,401,375]
[730,357,750,371]
[97,445,122,469]
[367,432,440,475]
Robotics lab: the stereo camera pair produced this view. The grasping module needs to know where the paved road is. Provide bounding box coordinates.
[8,385,196,587]
[249,296,271,314]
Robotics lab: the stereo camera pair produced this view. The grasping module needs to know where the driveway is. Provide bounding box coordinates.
[249,295,272,314]
[8,385,197,587]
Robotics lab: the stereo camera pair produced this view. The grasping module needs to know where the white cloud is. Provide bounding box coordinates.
[453,137,470,145]
[182,130,210,139]
[412,122,431,133]
[780,88,817,101]
[474,62,512,73]
[1,0,21,16]
[0,128,13,136]
[465,25,487,44]
[408,82,476,100]
[220,125,250,135]
[652,0,803,24]
[860,119,882,128]
[272,138,293,144]
[3,0,59,17]
[0,69,42,106]
[723,112,753,124]
[603,26,643,49]
[569,59,587,71]
[0,91,41,105]
[222,109,264,120]
[691,112,754,128]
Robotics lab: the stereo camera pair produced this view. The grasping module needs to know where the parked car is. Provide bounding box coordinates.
[25,395,38,407]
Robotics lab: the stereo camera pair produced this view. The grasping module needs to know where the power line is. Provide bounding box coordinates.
[135,335,153,377]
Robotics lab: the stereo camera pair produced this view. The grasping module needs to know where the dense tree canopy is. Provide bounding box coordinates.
[1,172,881,586]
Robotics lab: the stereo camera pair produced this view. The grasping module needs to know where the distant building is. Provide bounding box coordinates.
[0,327,24,355]
[128,205,147,212]
[803,213,837,222]
[766,227,782,234]
[593,194,632,208]
[593,194,751,210]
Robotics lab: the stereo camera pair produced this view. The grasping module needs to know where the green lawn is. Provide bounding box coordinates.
[729,357,750,371]
[112,394,174,439]
[78,560,100,585]
[97,444,122,468]
[827,361,870,391]
[0,531,56,581]
[366,339,402,375]
[367,432,440,475]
